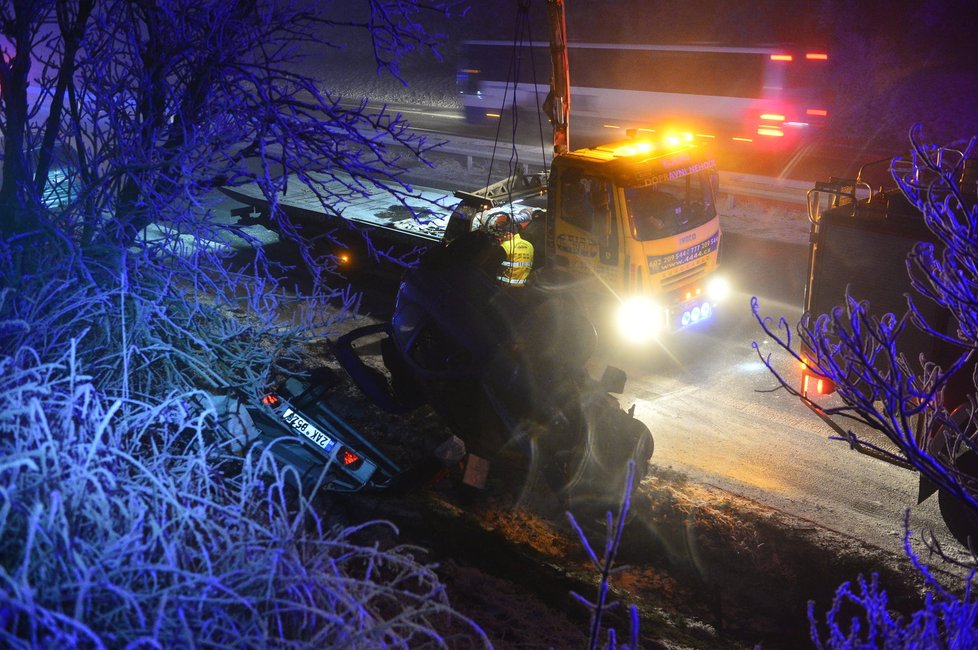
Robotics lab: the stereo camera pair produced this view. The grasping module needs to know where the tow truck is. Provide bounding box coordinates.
[793,141,978,544]
[437,0,729,343]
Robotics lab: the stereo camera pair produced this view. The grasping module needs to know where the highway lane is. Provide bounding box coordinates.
[351,98,895,181]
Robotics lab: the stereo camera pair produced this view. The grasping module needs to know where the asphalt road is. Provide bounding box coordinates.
[588,230,963,558]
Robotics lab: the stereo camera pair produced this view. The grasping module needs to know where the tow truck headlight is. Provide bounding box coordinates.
[706,276,731,302]
[616,296,665,344]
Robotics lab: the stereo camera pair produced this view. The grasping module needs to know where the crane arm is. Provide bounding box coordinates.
[546,0,570,155]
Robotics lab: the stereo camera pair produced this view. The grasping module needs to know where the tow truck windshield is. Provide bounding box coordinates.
[625,175,716,241]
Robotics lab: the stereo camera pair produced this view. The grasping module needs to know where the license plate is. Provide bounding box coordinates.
[282,407,335,451]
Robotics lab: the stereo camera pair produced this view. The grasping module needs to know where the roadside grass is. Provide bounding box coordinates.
[0,250,490,648]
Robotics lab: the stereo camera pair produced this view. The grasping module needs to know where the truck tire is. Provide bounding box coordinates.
[938,450,978,549]
[561,404,654,514]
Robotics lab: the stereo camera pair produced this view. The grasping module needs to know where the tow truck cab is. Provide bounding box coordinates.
[545,133,728,342]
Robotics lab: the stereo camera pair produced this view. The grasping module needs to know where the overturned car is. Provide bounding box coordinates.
[333,229,654,506]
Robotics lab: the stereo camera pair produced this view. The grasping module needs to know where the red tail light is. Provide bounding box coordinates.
[801,370,835,397]
[340,448,364,470]
[262,394,281,407]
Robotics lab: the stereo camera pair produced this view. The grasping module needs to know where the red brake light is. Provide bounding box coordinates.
[806,108,828,117]
[262,394,280,407]
[801,370,835,397]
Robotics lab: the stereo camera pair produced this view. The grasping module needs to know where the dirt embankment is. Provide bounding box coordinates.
[284,338,947,649]
[328,437,937,649]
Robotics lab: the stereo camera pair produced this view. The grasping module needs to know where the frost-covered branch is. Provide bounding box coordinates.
[753,125,978,557]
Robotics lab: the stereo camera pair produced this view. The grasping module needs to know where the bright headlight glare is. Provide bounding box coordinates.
[616,297,663,343]
[707,276,731,301]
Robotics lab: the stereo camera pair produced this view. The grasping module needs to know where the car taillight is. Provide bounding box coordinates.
[801,367,835,397]
[339,447,364,470]
[262,394,281,407]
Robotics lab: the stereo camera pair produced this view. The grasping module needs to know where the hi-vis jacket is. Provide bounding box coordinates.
[497,233,534,286]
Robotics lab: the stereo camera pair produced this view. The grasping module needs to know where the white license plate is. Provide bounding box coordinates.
[282,408,335,451]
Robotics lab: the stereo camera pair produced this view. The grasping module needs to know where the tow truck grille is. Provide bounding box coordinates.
[660,262,709,292]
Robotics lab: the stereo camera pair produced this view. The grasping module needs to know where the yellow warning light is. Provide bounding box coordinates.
[613,131,694,157]
[485,112,500,118]
[770,54,793,62]
[805,53,828,61]
[760,113,785,121]
[612,141,655,157]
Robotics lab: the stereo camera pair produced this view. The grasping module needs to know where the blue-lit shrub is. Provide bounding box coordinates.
[0,335,487,648]
[0,0,483,646]
[809,523,977,649]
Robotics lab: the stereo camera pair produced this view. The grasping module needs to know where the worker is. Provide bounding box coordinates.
[489,213,534,287]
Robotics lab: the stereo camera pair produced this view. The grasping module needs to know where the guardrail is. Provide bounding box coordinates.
[350,126,812,208]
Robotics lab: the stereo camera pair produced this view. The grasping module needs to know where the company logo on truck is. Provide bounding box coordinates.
[638,159,717,187]
[556,233,599,257]
[647,233,719,273]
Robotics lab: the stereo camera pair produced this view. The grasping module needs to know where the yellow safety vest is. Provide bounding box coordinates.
[498,234,534,286]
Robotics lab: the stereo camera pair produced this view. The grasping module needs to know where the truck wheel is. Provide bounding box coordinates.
[938,450,978,549]
[563,408,654,513]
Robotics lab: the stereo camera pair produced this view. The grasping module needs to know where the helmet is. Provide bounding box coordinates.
[486,212,512,237]
[513,208,534,229]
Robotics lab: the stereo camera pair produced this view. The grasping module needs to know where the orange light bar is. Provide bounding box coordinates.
[612,141,654,156]
[462,68,481,73]
[806,108,828,117]
[805,53,828,61]
[485,112,500,118]
[770,54,793,62]
[760,113,785,121]
[262,394,280,407]
[732,136,753,143]
[757,126,784,137]
[602,124,622,129]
